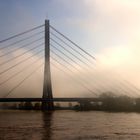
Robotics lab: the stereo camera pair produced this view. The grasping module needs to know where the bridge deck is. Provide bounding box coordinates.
[0,98,102,102]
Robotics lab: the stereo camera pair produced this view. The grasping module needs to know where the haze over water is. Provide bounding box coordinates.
[0,110,140,140]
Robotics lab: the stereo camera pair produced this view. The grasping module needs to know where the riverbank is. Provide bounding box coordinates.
[1,93,140,112]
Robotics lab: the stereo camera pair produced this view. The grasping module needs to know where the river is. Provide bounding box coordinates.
[0,110,140,140]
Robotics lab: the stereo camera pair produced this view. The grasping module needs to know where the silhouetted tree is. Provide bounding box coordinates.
[68,102,72,108]
[100,92,134,111]
[54,103,61,109]
[135,98,140,111]
[34,102,41,110]
[18,102,24,109]
[24,102,33,110]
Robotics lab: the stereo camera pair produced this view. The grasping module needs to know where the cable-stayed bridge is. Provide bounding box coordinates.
[0,20,140,110]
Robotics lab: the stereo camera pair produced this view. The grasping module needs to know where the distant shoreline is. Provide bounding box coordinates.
[1,93,140,112]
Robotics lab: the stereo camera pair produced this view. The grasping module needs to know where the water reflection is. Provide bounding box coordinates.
[1,110,140,140]
[41,111,53,140]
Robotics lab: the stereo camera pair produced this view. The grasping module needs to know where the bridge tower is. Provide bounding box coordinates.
[42,20,54,110]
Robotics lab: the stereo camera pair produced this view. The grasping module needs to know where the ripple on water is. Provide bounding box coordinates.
[0,110,140,140]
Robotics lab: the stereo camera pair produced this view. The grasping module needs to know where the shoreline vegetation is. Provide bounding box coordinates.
[1,93,140,112]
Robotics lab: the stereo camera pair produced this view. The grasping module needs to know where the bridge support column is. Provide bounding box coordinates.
[42,20,54,110]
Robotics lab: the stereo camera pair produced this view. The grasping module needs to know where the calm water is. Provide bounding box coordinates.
[0,110,140,140]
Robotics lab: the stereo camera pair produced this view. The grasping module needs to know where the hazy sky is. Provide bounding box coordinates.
[1,0,140,97]
[1,0,140,52]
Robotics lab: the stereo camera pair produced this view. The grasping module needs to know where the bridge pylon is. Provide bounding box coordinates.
[42,20,54,110]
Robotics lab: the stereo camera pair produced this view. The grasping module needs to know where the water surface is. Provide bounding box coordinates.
[0,110,140,140]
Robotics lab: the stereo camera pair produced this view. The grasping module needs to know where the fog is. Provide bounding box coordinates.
[0,42,140,98]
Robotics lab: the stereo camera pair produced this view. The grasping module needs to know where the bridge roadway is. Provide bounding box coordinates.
[0,98,102,102]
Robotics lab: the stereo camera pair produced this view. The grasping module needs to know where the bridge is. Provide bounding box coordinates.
[0,20,140,110]
[0,98,102,102]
